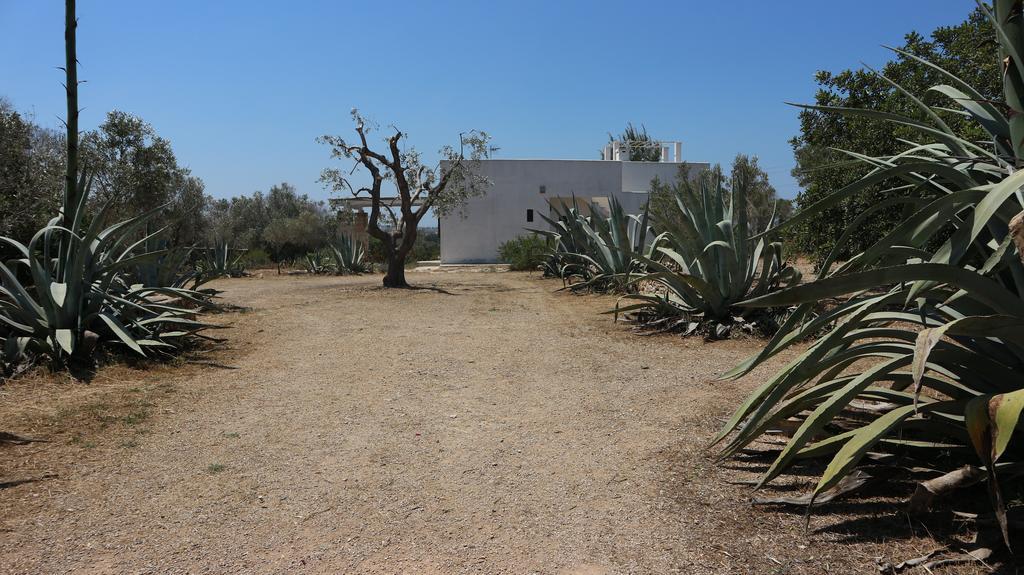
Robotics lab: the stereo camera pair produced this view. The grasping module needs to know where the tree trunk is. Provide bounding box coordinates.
[382,254,408,288]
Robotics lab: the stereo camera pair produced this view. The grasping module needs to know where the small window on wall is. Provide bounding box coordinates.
[539,185,546,194]
[526,209,534,222]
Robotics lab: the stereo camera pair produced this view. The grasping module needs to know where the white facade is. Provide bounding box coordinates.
[439,155,709,264]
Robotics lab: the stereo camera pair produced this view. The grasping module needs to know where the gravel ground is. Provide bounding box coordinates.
[0,272,990,574]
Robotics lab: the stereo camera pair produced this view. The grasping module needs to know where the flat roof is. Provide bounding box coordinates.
[328,196,426,210]
[441,158,709,164]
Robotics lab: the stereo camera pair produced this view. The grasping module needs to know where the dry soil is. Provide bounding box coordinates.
[0,272,989,574]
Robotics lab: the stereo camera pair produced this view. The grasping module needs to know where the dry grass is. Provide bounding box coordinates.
[0,271,1008,573]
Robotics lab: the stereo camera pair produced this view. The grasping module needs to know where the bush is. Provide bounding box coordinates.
[498,235,550,271]
[239,248,271,268]
[410,230,440,263]
[366,230,440,267]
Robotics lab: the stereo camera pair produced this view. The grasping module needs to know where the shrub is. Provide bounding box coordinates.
[366,231,438,267]
[498,234,549,271]
[239,248,271,268]
[410,229,440,263]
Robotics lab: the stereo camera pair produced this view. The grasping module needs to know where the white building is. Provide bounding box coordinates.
[439,141,708,264]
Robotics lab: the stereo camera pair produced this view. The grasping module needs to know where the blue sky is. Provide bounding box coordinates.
[1,1,979,204]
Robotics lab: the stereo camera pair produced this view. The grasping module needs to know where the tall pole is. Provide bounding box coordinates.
[64,0,79,225]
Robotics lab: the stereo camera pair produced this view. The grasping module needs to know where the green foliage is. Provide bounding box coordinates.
[530,196,653,293]
[788,6,1001,264]
[329,235,370,274]
[238,248,271,269]
[262,210,330,267]
[410,230,440,263]
[649,156,791,247]
[303,251,332,275]
[1,101,215,250]
[0,99,64,243]
[82,111,208,246]
[196,243,246,280]
[616,167,800,338]
[0,0,214,375]
[365,231,438,267]
[607,122,661,162]
[203,182,334,269]
[498,234,550,271]
[717,3,1024,549]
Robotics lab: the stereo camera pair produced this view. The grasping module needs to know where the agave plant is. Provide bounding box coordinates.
[196,242,246,281]
[330,235,370,274]
[613,168,800,337]
[0,195,215,369]
[530,200,592,281]
[303,251,332,275]
[0,0,214,372]
[127,239,217,293]
[131,244,197,289]
[530,195,653,293]
[715,1,1024,550]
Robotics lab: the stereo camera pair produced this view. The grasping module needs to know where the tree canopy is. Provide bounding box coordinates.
[649,154,790,237]
[0,99,64,242]
[82,111,208,245]
[787,6,1000,263]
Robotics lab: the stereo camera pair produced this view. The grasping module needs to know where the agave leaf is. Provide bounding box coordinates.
[54,329,74,354]
[98,312,145,356]
[811,400,957,507]
[757,356,909,487]
[742,263,1024,317]
[965,387,1024,551]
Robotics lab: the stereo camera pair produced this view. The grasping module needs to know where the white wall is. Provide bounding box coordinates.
[621,161,697,191]
[439,159,710,264]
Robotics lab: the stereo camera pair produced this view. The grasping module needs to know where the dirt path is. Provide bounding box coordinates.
[0,272,969,574]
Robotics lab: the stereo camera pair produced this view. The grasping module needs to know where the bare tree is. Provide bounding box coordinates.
[318,110,493,288]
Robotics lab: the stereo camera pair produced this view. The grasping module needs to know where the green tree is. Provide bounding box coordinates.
[789,6,1001,264]
[650,155,784,236]
[263,211,331,272]
[0,99,64,243]
[82,110,210,245]
[205,192,269,249]
[730,154,780,233]
[205,182,335,272]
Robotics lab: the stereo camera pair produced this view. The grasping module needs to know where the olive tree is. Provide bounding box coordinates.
[318,110,492,288]
[0,100,65,242]
[81,110,209,245]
